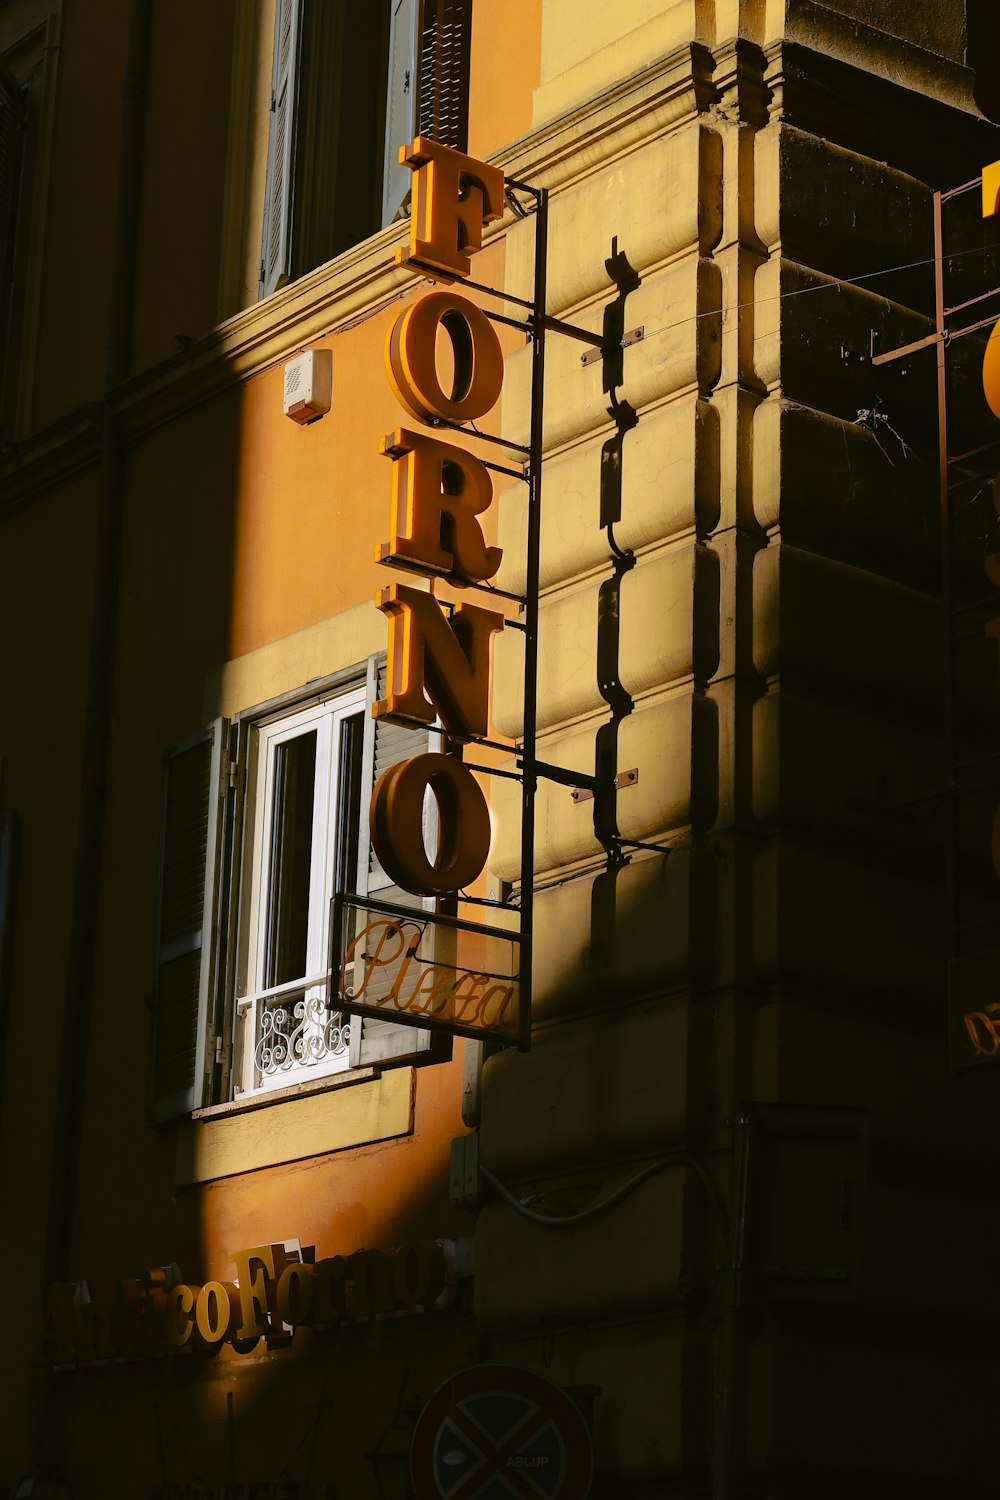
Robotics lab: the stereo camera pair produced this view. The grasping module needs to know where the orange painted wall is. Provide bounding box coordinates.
[66,266,522,1296]
[196,1051,476,1285]
[229,240,515,658]
[468,0,543,159]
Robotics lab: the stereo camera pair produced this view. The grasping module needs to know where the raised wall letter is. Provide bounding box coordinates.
[228,1244,278,1341]
[386,292,504,425]
[397,137,505,281]
[378,428,502,585]
[195,1281,239,1347]
[376,583,503,739]
[370,752,491,895]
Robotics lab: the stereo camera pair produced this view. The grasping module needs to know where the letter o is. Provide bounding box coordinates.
[386,292,504,425]
[985,318,1000,421]
[195,1281,235,1346]
[371,752,491,896]
[276,1263,315,1327]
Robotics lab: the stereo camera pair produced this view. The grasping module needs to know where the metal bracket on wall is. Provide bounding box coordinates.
[581,326,644,367]
[570,768,638,802]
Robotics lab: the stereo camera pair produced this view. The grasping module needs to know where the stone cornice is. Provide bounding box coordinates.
[777,0,984,119]
[1,42,723,507]
[0,403,103,517]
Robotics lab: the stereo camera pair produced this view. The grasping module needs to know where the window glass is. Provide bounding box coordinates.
[265,729,317,988]
[237,690,365,1095]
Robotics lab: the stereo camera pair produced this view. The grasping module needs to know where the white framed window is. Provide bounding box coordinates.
[149,656,448,1123]
[234,687,364,1096]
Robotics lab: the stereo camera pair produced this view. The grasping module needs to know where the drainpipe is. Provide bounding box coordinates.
[714,1113,752,1500]
[41,0,152,1292]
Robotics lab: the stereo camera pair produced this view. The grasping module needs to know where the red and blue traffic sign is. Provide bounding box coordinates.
[410,1363,593,1499]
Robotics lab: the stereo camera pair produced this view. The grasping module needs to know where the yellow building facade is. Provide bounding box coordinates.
[3,1,1000,1496]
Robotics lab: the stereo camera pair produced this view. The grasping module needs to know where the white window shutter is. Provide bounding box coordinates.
[260,0,303,297]
[150,720,228,1121]
[349,656,445,1069]
[381,0,418,227]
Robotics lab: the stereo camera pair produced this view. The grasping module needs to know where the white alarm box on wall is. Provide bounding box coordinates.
[283,348,333,424]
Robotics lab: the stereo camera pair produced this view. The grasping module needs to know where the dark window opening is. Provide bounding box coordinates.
[260,0,473,297]
[0,28,43,437]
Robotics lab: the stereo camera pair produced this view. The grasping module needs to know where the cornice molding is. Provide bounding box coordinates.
[0,404,103,517]
[2,42,721,504]
[777,0,984,119]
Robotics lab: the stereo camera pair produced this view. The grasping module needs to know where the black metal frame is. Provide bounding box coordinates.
[337,172,632,1052]
[874,172,1000,1058]
[330,891,523,1047]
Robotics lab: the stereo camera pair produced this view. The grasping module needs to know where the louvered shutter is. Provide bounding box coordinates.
[381,0,418,227]
[418,0,472,151]
[0,808,17,1022]
[349,656,444,1068]
[260,0,303,297]
[0,67,25,363]
[150,721,228,1121]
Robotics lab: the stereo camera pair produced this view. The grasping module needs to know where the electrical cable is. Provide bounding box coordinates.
[632,241,1000,352]
[479,1159,664,1225]
[480,1151,730,1240]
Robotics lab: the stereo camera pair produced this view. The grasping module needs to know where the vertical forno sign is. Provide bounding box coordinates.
[333,139,526,1048]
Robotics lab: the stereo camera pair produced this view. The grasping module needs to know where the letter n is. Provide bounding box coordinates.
[376,583,503,739]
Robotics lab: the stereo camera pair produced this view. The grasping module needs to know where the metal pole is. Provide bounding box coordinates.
[934,190,957,963]
[518,186,548,1048]
[714,1113,752,1500]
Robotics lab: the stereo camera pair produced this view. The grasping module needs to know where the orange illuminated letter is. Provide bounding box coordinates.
[376,584,503,739]
[386,292,504,425]
[984,326,1000,420]
[378,428,501,585]
[371,752,491,895]
[397,137,505,281]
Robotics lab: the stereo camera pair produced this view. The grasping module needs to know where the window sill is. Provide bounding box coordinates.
[192,1064,377,1120]
[176,1065,413,1187]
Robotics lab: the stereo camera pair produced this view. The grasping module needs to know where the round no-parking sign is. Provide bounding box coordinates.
[410,1363,593,1499]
